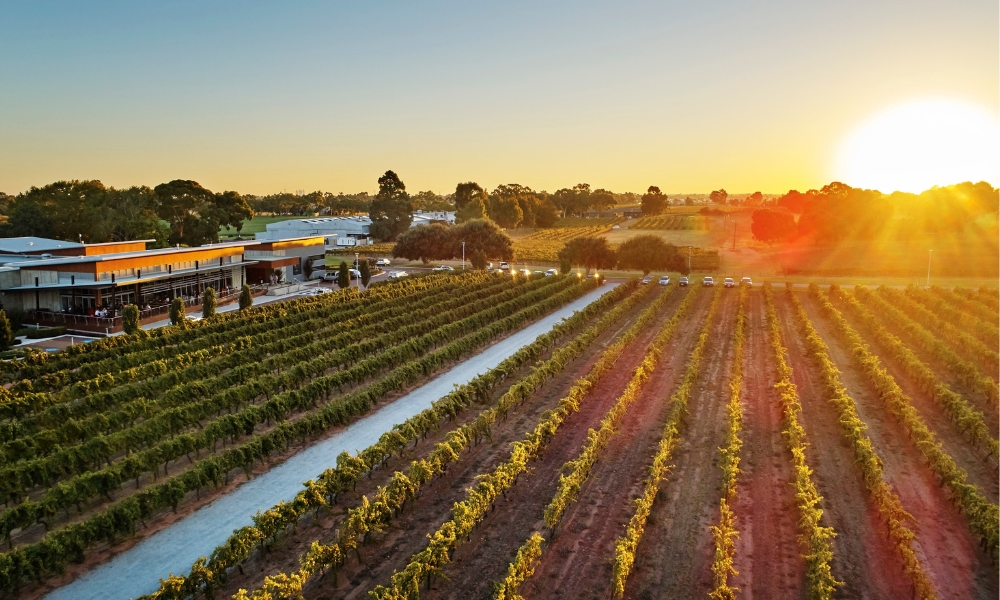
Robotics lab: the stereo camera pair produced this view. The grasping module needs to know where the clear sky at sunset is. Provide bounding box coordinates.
[1,0,997,196]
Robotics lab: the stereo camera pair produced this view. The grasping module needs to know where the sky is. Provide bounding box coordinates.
[1,0,997,196]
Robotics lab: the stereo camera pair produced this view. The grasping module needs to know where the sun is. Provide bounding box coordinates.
[833,98,999,193]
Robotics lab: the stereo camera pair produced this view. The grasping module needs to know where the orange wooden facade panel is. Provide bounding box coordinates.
[256,237,324,251]
[93,247,244,275]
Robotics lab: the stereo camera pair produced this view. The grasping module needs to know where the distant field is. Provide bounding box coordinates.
[628,215,709,231]
[553,217,621,228]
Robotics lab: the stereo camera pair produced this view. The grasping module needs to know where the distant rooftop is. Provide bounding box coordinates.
[0,237,82,254]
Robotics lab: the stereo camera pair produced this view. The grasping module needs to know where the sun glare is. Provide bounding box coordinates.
[834,98,999,193]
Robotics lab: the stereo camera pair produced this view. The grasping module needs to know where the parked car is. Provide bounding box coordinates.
[322,272,337,282]
[724,278,736,288]
[519,268,531,276]
[376,258,391,266]
[387,271,408,280]
[499,261,510,271]
[533,270,544,276]
[641,276,653,285]
[432,265,454,272]
[703,276,715,287]
[658,276,670,286]
[741,277,753,286]
[679,277,689,287]
[545,268,558,277]
[612,225,621,230]
[349,268,361,279]
[586,273,606,284]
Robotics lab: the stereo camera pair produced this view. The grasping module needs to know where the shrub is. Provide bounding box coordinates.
[169,297,186,325]
[239,284,253,310]
[202,287,217,319]
[122,305,141,335]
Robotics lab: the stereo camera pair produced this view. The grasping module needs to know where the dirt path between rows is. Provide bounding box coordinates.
[871,296,1000,436]
[518,289,716,600]
[211,286,665,600]
[620,290,738,599]
[297,287,687,600]
[800,292,998,600]
[831,293,999,503]
[730,290,806,599]
[419,288,706,600]
[42,286,617,600]
[775,291,912,599]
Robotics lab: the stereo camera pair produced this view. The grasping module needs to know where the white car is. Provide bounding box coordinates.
[724,278,736,288]
[741,277,753,286]
[545,268,558,277]
[499,261,510,271]
[387,271,408,280]
[612,225,621,229]
[703,276,715,287]
[519,268,531,276]
[376,258,391,266]
[432,265,454,272]
[658,276,670,285]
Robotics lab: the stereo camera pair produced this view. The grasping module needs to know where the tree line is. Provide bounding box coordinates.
[0,179,253,248]
[749,180,998,245]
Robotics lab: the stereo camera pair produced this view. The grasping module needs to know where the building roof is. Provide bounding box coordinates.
[3,240,262,269]
[0,237,82,254]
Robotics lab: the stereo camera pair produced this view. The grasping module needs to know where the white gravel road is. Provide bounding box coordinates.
[45,283,617,600]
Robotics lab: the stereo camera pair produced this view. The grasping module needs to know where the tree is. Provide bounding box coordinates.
[487,194,523,228]
[454,182,487,211]
[337,261,350,290]
[470,249,487,270]
[214,190,255,234]
[709,189,729,204]
[411,190,452,211]
[0,310,13,350]
[455,197,487,223]
[202,287,217,319]
[393,223,454,264]
[154,180,218,246]
[533,198,559,228]
[239,284,254,310]
[559,257,572,275]
[590,188,616,212]
[122,305,141,335]
[369,170,413,241]
[359,260,372,288]
[684,197,694,206]
[747,191,764,206]
[169,297,185,326]
[616,235,672,275]
[551,184,593,218]
[456,219,514,262]
[750,209,796,245]
[557,236,616,274]
[640,186,668,216]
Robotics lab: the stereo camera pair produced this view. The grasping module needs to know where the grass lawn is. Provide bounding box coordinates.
[219,215,302,239]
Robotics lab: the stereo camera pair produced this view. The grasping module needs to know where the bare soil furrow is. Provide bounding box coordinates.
[800,292,998,600]
[619,290,738,599]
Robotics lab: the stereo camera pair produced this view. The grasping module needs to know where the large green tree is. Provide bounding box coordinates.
[640,186,668,216]
[153,180,253,246]
[369,170,413,241]
[551,183,594,218]
[454,182,487,211]
[393,223,454,264]
[750,208,796,245]
[456,219,514,261]
[615,235,673,275]
[557,236,616,274]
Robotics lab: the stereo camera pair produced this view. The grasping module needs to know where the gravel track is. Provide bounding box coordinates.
[43,285,617,600]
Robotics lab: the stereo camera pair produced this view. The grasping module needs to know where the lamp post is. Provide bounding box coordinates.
[355,253,360,289]
[462,241,466,271]
[926,249,932,288]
